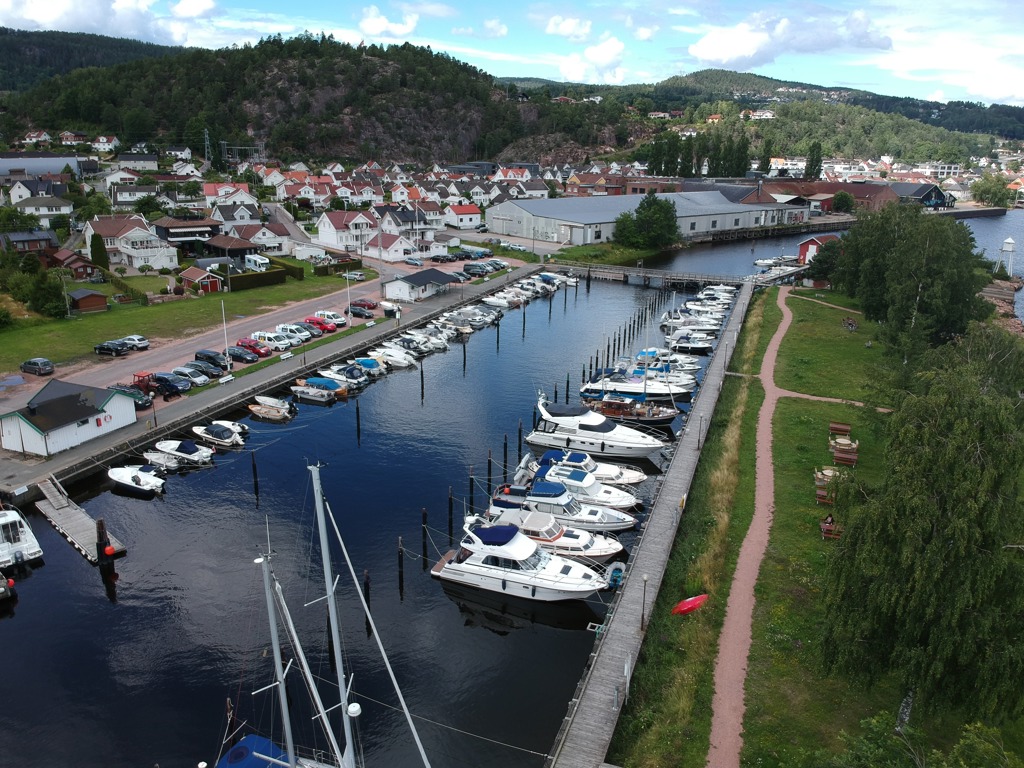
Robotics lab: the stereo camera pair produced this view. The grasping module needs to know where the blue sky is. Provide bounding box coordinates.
[2,1,1022,106]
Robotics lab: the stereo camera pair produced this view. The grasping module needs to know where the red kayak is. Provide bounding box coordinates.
[671,594,708,615]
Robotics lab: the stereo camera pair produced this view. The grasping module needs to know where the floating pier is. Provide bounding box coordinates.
[34,475,127,564]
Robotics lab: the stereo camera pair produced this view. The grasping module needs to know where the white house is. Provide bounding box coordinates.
[23,130,51,145]
[165,146,193,161]
[363,232,416,263]
[1,380,137,457]
[83,214,179,271]
[14,196,74,228]
[382,268,455,302]
[228,223,291,255]
[314,210,378,252]
[443,204,482,229]
[92,135,121,153]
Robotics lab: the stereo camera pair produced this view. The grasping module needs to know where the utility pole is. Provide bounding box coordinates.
[203,128,212,166]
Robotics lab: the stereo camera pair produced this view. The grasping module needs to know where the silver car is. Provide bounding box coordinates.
[172,366,210,387]
[119,334,150,350]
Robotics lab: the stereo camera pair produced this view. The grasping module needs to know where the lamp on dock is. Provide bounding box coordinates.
[1001,238,1016,278]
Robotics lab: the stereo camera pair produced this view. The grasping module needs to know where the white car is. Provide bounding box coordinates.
[119,334,150,350]
[276,323,311,341]
[171,366,210,387]
[507,244,529,252]
[275,330,304,347]
[313,310,348,326]
[250,331,292,351]
[343,271,365,281]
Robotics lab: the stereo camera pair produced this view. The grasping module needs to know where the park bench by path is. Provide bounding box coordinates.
[828,421,851,436]
[833,450,858,467]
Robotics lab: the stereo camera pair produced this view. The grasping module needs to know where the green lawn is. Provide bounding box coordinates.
[0,274,357,372]
[789,287,863,311]
[774,294,887,405]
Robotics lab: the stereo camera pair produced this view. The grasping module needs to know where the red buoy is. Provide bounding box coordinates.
[671,594,709,616]
[104,545,116,557]
[6,578,13,588]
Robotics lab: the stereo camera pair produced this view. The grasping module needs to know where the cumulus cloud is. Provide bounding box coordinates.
[359,5,418,38]
[451,18,507,38]
[0,0,176,43]
[397,1,454,17]
[687,10,891,69]
[170,0,215,19]
[545,15,591,43]
[559,35,626,84]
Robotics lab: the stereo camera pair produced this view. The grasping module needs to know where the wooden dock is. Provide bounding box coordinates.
[547,282,753,768]
[34,476,127,564]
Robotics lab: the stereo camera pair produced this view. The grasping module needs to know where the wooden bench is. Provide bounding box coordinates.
[820,521,843,540]
[829,421,851,436]
[815,488,834,505]
[833,450,858,467]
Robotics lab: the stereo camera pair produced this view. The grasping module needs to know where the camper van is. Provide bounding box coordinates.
[245,254,271,273]
[250,330,291,351]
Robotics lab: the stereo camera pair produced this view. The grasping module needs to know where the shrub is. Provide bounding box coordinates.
[158,267,172,275]
[173,285,184,296]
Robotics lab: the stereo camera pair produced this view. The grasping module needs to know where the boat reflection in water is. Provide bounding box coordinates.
[441,580,607,635]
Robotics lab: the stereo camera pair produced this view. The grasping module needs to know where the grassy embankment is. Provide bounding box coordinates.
[610,287,1024,766]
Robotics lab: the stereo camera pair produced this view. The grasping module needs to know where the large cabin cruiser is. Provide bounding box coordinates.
[431,517,610,601]
[489,481,637,532]
[526,392,666,458]
[527,449,648,486]
[484,507,624,564]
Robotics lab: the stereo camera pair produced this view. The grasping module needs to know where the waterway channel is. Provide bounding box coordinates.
[4,210,1018,768]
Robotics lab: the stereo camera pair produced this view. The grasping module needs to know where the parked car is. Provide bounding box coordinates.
[275,323,311,341]
[404,256,424,267]
[236,337,273,357]
[87,273,107,284]
[273,329,305,347]
[485,259,509,271]
[194,349,229,370]
[172,366,211,387]
[350,297,379,310]
[293,321,323,338]
[507,243,529,252]
[226,345,259,364]
[94,340,130,357]
[118,334,150,350]
[107,383,153,410]
[463,263,489,277]
[249,331,292,351]
[475,224,488,233]
[19,357,54,375]
[150,371,192,394]
[345,305,374,319]
[312,310,347,327]
[303,316,337,333]
[343,271,366,281]
[449,272,471,283]
[183,360,223,379]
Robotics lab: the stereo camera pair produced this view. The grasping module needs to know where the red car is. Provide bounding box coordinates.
[303,316,337,332]
[236,337,273,357]
[349,298,379,310]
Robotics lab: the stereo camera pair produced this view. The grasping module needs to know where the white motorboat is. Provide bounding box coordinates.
[683,302,727,319]
[636,347,702,370]
[485,507,623,564]
[255,395,294,411]
[349,356,387,377]
[107,465,166,495]
[0,503,44,569]
[527,449,648,485]
[754,254,794,268]
[526,392,666,458]
[192,423,245,447]
[296,377,347,398]
[290,385,335,403]
[660,310,721,332]
[431,516,611,601]
[142,450,183,472]
[665,327,716,347]
[402,329,449,351]
[580,371,692,404]
[211,420,249,437]
[489,481,637,532]
[369,346,416,368]
[705,283,737,293]
[153,439,215,464]
[318,363,370,388]
[525,462,641,510]
[671,337,714,355]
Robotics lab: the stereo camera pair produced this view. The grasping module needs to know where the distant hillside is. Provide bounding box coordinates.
[0,26,182,92]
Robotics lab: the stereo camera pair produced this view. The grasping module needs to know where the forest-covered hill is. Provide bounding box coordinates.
[0,26,182,92]
[0,32,1009,166]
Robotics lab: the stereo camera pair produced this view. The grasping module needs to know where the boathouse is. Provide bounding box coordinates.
[0,379,137,457]
[383,268,455,303]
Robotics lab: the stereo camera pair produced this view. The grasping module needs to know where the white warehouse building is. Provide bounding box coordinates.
[486,191,805,246]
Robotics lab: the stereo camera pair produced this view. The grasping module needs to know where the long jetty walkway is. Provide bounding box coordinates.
[548,281,753,768]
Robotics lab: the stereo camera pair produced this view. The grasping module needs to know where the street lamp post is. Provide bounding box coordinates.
[641,574,649,630]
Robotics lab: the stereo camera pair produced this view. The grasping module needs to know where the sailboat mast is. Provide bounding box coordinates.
[257,554,298,768]
[309,464,358,768]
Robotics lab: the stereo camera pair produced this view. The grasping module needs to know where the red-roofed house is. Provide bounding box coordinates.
[44,248,98,280]
[179,266,223,293]
[203,182,257,207]
[24,130,52,145]
[362,232,415,262]
[443,204,482,229]
[227,223,290,255]
[92,135,120,153]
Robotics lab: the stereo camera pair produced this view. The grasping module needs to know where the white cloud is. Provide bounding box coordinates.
[482,19,507,38]
[558,35,626,84]
[0,0,173,43]
[170,0,215,19]
[633,25,657,41]
[359,5,418,38]
[397,1,454,17]
[545,15,591,43]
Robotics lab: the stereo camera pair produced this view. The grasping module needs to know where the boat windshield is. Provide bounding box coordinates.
[1,519,23,544]
[521,548,549,571]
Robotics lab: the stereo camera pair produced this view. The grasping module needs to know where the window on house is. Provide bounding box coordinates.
[689,222,697,231]
[734,218,740,226]
[754,216,760,225]
[595,229,602,240]
[711,220,718,229]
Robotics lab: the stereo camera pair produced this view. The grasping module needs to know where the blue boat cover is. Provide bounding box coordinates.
[539,449,569,465]
[305,377,341,389]
[178,440,201,455]
[476,524,519,545]
[543,402,589,417]
[206,424,234,440]
[565,451,588,463]
[216,735,286,768]
[530,481,568,498]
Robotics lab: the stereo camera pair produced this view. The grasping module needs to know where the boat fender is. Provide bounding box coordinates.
[104,414,112,423]
[600,441,605,454]
[532,586,536,598]
[501,578,507,591]
[643,276,650,286]
[606,562,625,588]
